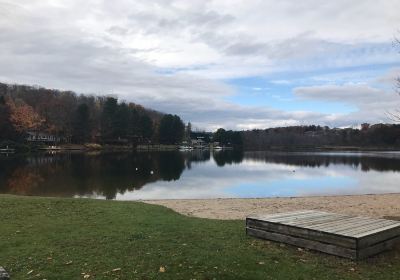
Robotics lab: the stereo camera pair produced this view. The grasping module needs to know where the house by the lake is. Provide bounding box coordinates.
[192,138,208,149]
[26,131,63,143]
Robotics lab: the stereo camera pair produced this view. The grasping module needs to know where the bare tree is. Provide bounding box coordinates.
[387,36,400,122]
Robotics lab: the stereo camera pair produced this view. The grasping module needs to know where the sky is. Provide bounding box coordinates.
[1,0,400,130]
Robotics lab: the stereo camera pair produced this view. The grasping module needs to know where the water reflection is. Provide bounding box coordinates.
[213,150,244,166]
[245,151,400,172]
[1,151,400,199]
[0,152,186,199]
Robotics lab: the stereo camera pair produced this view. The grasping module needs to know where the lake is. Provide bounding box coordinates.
[1,150,400,200]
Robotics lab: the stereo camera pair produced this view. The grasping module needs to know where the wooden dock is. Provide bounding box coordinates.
[0,148,15,154]
[246,210,400,260]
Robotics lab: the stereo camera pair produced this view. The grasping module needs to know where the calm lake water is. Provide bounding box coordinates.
[1,150,400,200]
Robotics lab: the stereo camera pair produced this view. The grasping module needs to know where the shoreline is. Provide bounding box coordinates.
[3,144,400,154]
[145,193,400,220]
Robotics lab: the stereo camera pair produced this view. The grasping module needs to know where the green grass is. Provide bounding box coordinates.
[1,195,400,279]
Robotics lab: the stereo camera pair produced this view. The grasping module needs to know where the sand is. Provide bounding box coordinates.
[145,193,400,220]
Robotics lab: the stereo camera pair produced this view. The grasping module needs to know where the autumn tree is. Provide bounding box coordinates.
[7,98,43,133]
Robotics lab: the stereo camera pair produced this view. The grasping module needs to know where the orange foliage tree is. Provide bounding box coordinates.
[6,98,44,132]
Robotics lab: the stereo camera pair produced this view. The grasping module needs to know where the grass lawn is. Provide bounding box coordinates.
[1,195,400,279]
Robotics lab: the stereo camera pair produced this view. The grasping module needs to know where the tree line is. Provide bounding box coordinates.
[3,83,399,151]
[0,83,185,145]
[241,124,400,150]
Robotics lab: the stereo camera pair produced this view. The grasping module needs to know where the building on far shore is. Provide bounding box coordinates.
[191,138,207,149]
[26,131,64,144]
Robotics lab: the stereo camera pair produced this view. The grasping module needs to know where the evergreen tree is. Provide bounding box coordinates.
[101,97,118,140]
[72,103,91,143]
[158,114,185,144]
[114,102,130,138]
[128,108,140,137]
[0,95,17,141]
[139,114,153,140]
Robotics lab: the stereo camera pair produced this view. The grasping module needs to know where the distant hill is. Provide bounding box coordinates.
[241,125,400,150]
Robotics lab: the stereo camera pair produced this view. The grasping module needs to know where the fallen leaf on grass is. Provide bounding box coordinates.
[258,262,265,265]
[159,266,166,273]
[83,274,90,279]
[27,270,33,275]
[65,261,73,265]
[112,268,121,272]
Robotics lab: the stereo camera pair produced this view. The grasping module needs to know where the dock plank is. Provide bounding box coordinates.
[247,227,356,259]
[248,211,313,222]
[285,214,349,227]
[308,218,386,234]
[337,221,397,236]
[247,219,356,248]
[354,223,400,238]
[265,211,329,223]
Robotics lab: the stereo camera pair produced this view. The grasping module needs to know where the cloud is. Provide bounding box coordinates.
[376,67,400,85]
[294,83,400,126]
[295,84,385,103]
[0,0,399,130]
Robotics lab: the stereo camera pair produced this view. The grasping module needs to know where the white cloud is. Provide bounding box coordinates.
[294,83,400,126]
[295,84,385,103]
[0,0,399,130]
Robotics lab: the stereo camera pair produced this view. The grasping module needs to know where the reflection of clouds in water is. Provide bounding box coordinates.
[120,159,400,200]
[2,151,400,200]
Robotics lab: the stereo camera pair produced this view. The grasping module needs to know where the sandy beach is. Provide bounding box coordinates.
[145,193,400,220]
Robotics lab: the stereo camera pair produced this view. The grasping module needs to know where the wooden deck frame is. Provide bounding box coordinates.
[246,210,400,260]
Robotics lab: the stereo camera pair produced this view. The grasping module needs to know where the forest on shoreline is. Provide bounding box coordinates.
[0,83,186,147]
[241,124,400,150]
[1,82,400,152]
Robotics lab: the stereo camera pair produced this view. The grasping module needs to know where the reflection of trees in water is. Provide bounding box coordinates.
[0,152,186,199]
[244,152,400,172]
[6,168,44,195]
[184,150,210,169]
[158,152,185,181]
[2,151,400,199]
[213,150,244,167]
